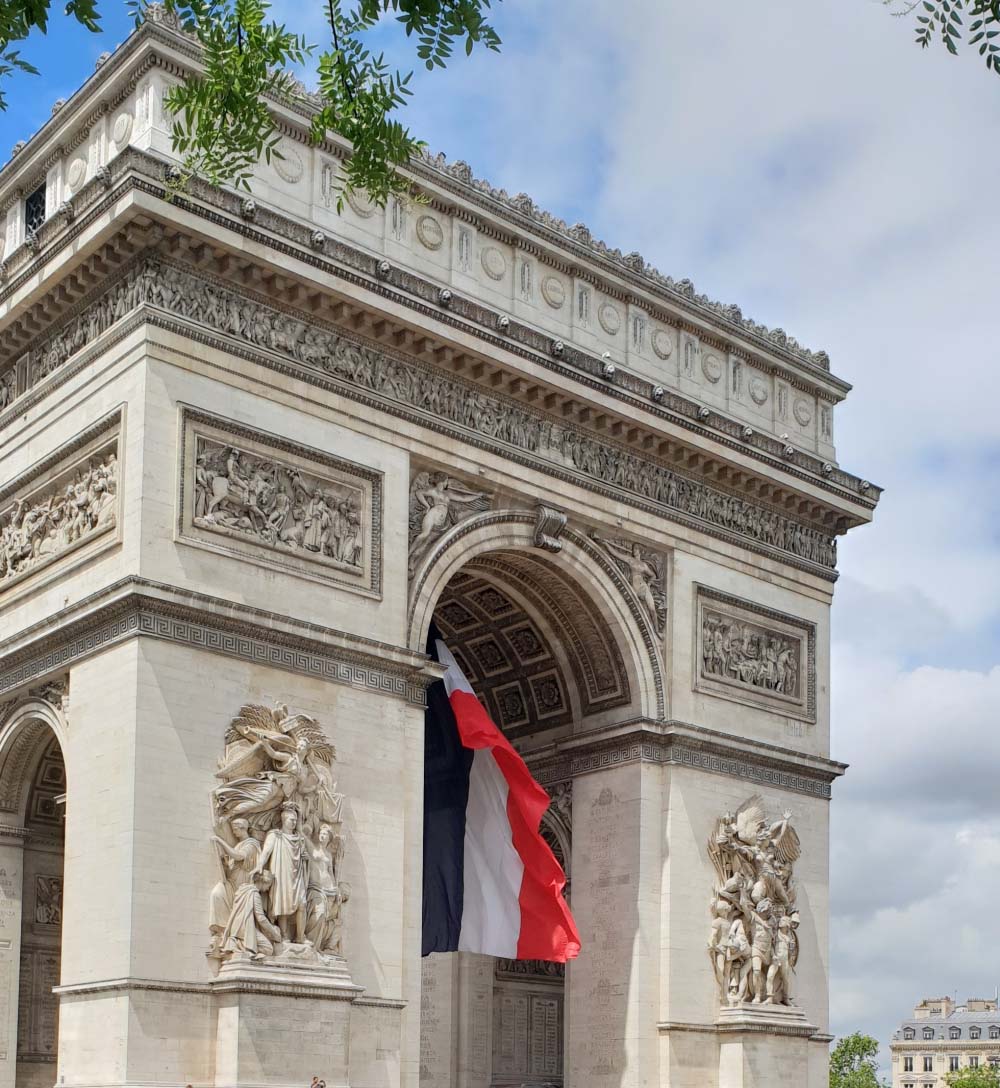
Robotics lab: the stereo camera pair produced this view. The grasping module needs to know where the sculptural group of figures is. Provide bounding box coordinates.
[22,260,837,571]
[701,612,798,697]
[707,796,801,1008]
[194,440,363,570]
[0,450,117,583]
[209,704,350,965]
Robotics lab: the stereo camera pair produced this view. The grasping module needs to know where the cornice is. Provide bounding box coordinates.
[0,149,881,522]
[1,15,854,395]
[0,577,435,706]
[521,718,845,799]
[657,1019,827,1041]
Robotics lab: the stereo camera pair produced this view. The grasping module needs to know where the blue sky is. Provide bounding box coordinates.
[5,0,1000,1073]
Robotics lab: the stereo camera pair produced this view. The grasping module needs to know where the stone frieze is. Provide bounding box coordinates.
[17,259,836,572]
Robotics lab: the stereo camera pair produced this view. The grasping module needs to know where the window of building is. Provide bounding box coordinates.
[972,1027,982,1039]
[904,1056,914,1072]
[991,1026,1000,1039]
[24,183,46,236]
[989,1056,999,1067]
[971,1056,980,1069]
[950,1056,960,1072]
[950,1027,962,1040]
[924,1028,935,1040]
[924,1056,934,1072]
[904,1029,916,1041]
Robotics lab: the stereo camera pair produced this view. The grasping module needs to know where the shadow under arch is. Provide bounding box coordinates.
[0,691,68,1081]
[407,509,666,722]
[0,697,69,823]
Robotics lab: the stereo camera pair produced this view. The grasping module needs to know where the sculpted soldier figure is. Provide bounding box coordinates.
[707,796,801,1008]
[210,703,349,967]
[219,871,283,959]
[255,803,309,944]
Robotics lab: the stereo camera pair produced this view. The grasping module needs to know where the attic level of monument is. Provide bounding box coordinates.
[0,14,842,394]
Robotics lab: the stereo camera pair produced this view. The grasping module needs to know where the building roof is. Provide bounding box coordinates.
[893,1007,1000,1042]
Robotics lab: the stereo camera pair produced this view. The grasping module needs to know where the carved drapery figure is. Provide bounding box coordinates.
[0,447,118,585]
[407,471,491,573]
[707,795,801,1008]
[209,703,348,966]
[590,533,668,635]
[193,439,364,571]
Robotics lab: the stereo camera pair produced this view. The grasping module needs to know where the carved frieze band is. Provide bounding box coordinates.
[0,589,427,705]
[695,587,816,723]
[529,730,835,799]
[0,147,874,512]
[0,409,122,595]
[179,408,383,597]
[6,257,838,576]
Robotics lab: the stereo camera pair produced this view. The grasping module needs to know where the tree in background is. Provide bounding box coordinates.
[1,0,999,201]
[945,1064,1000,1087]
[830,1032,889,1088]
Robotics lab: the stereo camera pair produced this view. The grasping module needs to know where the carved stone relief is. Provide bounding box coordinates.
[12,259,839,571]
[695,587,815,722]
[541,275,566,309]
[408,470,491,575]
[34,876,62,926]
[0,421,119,592]
[415,214,444,251]
[591,533,667,635]
[209,703,350,968]
[180,409,382,595]
[707,796,801,1008]
[533,504,568,553]
[651,328,674,360]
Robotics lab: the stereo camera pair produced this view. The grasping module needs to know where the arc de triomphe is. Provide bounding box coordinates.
[0,12,878,1088]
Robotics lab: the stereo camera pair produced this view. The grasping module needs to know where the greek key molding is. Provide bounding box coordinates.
[0,580,429,705]
[528,723,842,799]
[6,257,840,578]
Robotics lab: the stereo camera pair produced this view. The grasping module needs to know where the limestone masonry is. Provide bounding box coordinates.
[0,9,879,1087]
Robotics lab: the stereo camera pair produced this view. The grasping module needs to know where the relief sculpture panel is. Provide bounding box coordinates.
[180,408,382,596]
[209,703,351,969]
[0,413,121,594]
[695,587,815,722]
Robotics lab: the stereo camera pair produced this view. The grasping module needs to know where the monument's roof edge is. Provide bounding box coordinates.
[0,8,851,395]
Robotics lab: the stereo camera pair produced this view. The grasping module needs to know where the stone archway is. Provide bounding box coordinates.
[414,512,661,1088]
[0,691,68,1088]
[407,509,666,723]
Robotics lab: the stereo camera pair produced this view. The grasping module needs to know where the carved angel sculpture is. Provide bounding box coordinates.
[407,471,491,573]
[707,796,801,1008]
[591,533,667,634]
[209,702,347,968]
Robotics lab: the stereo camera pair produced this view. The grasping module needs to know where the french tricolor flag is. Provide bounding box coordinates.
[422,630,581,962]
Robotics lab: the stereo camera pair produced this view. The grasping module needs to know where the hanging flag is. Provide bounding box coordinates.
[422,628,581,962]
